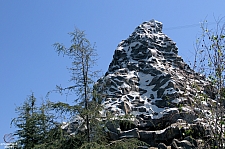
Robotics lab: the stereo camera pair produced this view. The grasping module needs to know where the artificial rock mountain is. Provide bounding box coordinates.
[94,20,213,148]
[63,20,214,148]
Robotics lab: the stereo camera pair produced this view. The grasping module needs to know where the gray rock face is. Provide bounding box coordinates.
[95,19,213,147]
[158,143,167,149]
[96,19,209,123]
[171,137,197,149]
[62,20,214,148]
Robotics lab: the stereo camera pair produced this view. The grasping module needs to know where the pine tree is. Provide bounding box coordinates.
[53,28,102,143]
[11,93,73,149]
[11,93,41,148]
[52,28,150,148]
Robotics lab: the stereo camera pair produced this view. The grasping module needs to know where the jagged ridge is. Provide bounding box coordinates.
[96,20,210,125]
[63,20,215,148]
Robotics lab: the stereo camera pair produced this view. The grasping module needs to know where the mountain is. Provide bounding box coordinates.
[94,19,214,148]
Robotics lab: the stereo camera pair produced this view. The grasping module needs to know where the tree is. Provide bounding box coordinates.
[192,18,225,148]
[52,28,149,148]
[11,93,42,148]
[11,94,51,148]
[11,93,76,149]
[11,28,150,148]
[53,28,100,143]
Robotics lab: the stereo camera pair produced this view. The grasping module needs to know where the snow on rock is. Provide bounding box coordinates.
[63,20,216,148]
[95,19,213,131]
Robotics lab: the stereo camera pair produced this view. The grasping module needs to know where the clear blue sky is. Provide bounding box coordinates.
[0,0,224,147]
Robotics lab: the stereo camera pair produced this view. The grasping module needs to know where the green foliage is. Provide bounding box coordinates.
[10,27,148,149]
[178,104,183,112]
[53,28,99,104]
[50,100,108,146]
[192,18,225,148]
[11,93,44,148]
[117,114,135,131]
[105,138,149,149]
[11,93,84,149]
[185,129,193,136]
[79,138,149,149]
[12,94,54,148]
[53,28,100,143]
[79,142,106,149]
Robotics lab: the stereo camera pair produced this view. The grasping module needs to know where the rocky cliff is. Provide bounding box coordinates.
[94,20,213,148]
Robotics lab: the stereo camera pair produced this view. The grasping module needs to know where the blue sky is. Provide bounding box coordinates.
[0,0,225,147]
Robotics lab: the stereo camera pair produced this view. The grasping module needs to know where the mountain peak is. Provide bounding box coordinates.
[134,19,163,34]
[96,19,210,123]
[93,20,215,147]
[65,20,215,148]
[106,19,180,75]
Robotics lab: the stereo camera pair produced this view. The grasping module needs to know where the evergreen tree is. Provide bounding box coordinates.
[53,28,103,143]
[51,28,150,148]
[11,28,150,149]
[11,93,74,149]
[11,93,41,148]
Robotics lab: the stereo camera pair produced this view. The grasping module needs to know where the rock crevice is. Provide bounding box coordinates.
[95,19,213,148]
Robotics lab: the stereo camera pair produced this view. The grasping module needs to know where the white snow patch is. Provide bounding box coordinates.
[61,122,69,129]
[164,87,177,95]
[121,82,131,89]
[201,101,208,106]
[182,107,192,112]
[172,98,183,104]
[155,128,166,134]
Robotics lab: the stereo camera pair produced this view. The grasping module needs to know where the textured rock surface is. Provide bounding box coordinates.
[95,19,213,147]
[96,19,209,123]
[62,20,214,148]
